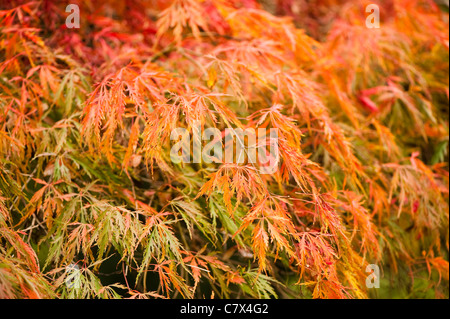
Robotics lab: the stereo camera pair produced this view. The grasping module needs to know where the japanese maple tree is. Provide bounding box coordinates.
[0,0,448,299]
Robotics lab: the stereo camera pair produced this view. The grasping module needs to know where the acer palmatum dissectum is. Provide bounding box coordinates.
[0,0,448,299]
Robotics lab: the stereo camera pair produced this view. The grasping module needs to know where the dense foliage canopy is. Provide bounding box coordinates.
[0,0,448,299]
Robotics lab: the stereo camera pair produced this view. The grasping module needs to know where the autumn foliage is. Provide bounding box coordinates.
[0,0,448,299]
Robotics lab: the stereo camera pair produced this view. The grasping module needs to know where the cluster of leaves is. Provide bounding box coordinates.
[0,0,448,299]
